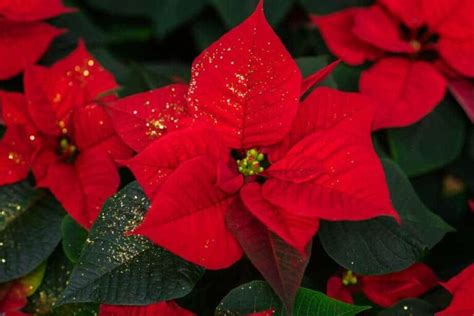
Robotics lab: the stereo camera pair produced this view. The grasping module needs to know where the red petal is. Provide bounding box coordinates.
[448,79,474,122]
[311,10,383,65]
[352,5,413,53]
[378,0,424,28]
[240,183,319,253]
[188,1,301,148]
[72,104,133,160]
[269,87,377,161]
[0,92,30,126]
[126,126,226,198]
[439,36,474,78]
[247,311,274,316]
[263,94,398,222]
[0,0,73,21]
[0,20,63,80]
[0,283,28,313]
[226,200,310,314]
[99,301,196,316]
[437,264,474,316]
[360,57,446,130]
[132,156,242,269]
[109,84,190,152]
[0,126,38,185]
[300,60,340,96]
[421,0,473,35]
[326,276,354,304]
[38,149,119,229]
[361,263,438,308]
[469,200,474,213]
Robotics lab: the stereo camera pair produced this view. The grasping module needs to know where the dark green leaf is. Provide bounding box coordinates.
[299,0,373,14]
[192,16,226,51]
[293,288,370,316]
[152,0,208,39]
[83,0,156,17]
[295,56,338,91]
[331,63,366,92]
[59,182,204,305]
[319,159,453,275]
[378,299,437,316]
[0,183,63,282]
[216,281,370,315]
[61,215,88,264]
[211,0,293,28]
[388,98,466,177]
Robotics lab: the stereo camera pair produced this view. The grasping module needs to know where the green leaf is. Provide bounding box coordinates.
[152,0,208,39]
[216,280,282,315]
[319,159,453,275]
[83,0,156,17]
[299,0,373,14]
[19,263,47,296]
[216,281,369,315]
[0,183,64,282]
[211,0,293,28]
[25,249,98,316]
[192,16,226,51]
[331,63,366,92]
[120,62,190,97]
[59,182,204,305]
[61,215,88,264]
[388,98,466,177]
[378,299,437,316]
[293,288,370,316]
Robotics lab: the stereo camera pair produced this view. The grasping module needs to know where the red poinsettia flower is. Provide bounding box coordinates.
[468,200,474,213]
[99,301,195,316]
[312,0,474,128]
[437,264,474,315]
[118,2,397,310]
[0,282,29,316]
[327,263,438,307]
[0,41,132,229]
[0,0,73,80]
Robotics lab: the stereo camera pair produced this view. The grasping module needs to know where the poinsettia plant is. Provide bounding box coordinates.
[0,0,472,315]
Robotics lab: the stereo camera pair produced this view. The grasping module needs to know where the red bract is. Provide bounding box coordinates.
[437,264,474,315]
[0,282,29,316]
[327,263,438,307]
[0,42,132,229]
[0,0,73,80]
[312,0,474,128]
[99,301,195,316]
[119,1,397,311]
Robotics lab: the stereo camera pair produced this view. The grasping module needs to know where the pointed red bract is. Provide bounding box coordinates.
[263,88,398,222]
[378,0,423,28]
[300,60,340,96]
[352,5,413,53]
[226,200,310,314]
[311,10,382,65]
[448,79,474,123]
[437,264,474,315]
[38,149,119,228]
[99,301,195,316]
[109,84,190,152]
[188,1,301,148]
[132,156,243,269]
[0,282,28,316]
[126,127,226,198]
[326,276,354,304]
[360,58,446,130]
[0,21,63,80]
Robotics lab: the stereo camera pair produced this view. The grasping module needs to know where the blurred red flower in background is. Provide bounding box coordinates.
[313,0,474,128]
[327,263,438,307]
[437,264,474,315]
[0,41,132,229]
[0,0,73,80]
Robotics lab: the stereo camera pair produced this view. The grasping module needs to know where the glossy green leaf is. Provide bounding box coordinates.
[378,299,437,316]
[59,182,204,305]
[61,215,88,264]
[216,280,370,315]
[83,0,156,17]
[0,183,64,282]
[211,0,293,28]
[388,98,466,177]
[319,159,453,275]
[296,55,338,90]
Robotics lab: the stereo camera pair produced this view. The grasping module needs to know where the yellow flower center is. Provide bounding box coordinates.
[342,270,358,286]
[236,149,265,176]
